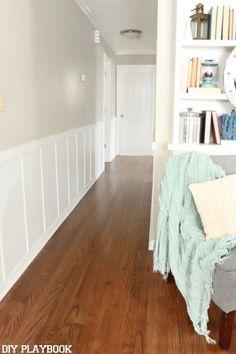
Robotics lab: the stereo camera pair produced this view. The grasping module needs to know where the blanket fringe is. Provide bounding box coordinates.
[206,336,216,345]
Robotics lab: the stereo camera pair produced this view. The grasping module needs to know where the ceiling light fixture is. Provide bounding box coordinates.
[120,29,142,39]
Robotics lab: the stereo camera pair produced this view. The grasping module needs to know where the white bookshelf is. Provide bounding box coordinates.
[180,93,228,100]
[168,142,236,155]
[170,0,235,154]
[182,40,236,47]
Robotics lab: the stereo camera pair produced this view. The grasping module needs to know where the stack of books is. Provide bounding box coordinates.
[209,5,236,40]
[180,110,221,145]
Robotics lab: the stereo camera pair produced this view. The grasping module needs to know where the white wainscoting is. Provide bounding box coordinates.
[0,122,104,300]
[106,117,119,162]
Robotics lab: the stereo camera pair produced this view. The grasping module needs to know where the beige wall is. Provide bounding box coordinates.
[116,54,156,65]
[149,0,175,247]
[0,0,116,150]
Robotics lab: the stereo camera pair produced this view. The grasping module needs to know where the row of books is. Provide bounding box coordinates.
[180,110,221,145]
[209,5,236,40]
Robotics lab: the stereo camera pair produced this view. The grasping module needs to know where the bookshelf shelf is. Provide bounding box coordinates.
[182,40,236,47]
[180,93,228,100]
[168,142,236,155]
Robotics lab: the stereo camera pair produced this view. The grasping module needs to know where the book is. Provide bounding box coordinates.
[229,8,234,39]
[216,5,223,40]
[191,57,198,88]
[204,111,212,144]
[187,58,193,90]
[233,9,236,40]
[187,59,193,91]
[199,113,205,143]
[187,87,221,94]
[222,5,230,40]
[210,6,218,40]
[196,57,202,88]
[211,111,221,144]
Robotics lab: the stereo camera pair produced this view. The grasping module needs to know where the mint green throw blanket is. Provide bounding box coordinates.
[153,152,236,343]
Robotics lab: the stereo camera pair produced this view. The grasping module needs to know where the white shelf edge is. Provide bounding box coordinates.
[168,143,236,156]
[180,93,228,101]
[182,40,236,47]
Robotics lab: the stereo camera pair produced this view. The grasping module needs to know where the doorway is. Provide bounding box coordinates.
[117,65,155,156]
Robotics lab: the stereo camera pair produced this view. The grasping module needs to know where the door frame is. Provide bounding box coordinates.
[103,53,113,163]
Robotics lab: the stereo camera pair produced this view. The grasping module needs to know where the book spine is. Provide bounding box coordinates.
[191,57,197,88]
[200,114,205,144]
[210,6,217,40]
[216,5,223,40]
[204,111,212,144]
[229,8,233,40]
[196,57,202,88]
[223,5,230,40]
[211,115,217,144]
[233,8,236,40]
[187,59,193,91]
[211,112,221,144]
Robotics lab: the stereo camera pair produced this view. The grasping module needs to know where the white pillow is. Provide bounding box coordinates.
[189,175,236,240]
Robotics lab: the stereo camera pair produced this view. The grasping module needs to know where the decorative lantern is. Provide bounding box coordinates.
[201,60,218,88]
[190,3,209,40]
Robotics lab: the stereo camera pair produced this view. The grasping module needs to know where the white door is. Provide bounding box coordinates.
[117,65,155,156]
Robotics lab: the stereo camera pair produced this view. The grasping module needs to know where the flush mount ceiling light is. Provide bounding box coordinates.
[120,29,142,39]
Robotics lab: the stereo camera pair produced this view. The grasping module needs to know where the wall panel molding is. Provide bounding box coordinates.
[0,122,104,300]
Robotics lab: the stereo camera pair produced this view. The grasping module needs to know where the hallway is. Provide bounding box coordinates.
[0,157,154,352]
[0,156,231,354]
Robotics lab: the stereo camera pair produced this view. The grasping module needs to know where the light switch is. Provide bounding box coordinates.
[0,94,5,111]
[94,30,100,44]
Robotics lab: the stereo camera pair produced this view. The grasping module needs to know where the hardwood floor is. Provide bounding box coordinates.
[0,156,235,353]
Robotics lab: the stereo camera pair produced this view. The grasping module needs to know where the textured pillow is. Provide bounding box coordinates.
[189,175,236,240]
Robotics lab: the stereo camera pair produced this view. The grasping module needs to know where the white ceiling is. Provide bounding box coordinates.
[74,0,157,55]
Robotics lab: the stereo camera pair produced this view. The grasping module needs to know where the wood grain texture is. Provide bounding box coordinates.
[219,310,235,350]
[0,156,234,353]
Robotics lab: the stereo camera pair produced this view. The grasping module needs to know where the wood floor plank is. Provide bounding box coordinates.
[0,156,235,353]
